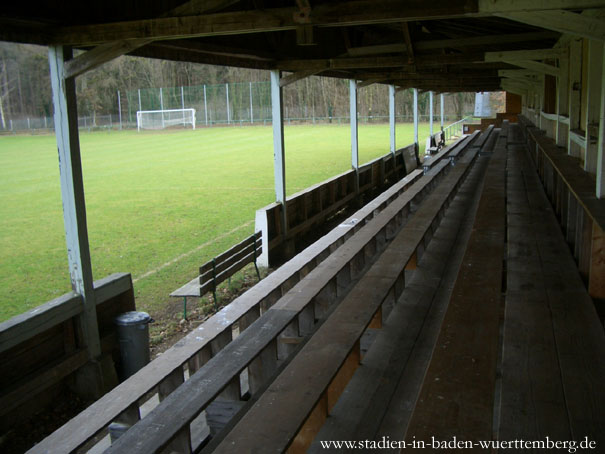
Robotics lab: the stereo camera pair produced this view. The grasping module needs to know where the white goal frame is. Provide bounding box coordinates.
[136,108,196,131]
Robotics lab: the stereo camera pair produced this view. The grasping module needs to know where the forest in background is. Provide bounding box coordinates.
[0,42,478,129]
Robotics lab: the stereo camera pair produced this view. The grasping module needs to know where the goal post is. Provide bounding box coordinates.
[136,108,196,131]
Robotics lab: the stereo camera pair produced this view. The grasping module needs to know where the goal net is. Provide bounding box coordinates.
[136,108,196,131]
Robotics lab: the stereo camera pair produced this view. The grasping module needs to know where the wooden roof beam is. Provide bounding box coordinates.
[61,0,241,78]
[414,31,560,51]
[50,0,605,47]
[357,78,387,88]
[276,53,485,72]
[280,69,323,87]
[497,9,605,41]
[498,69,541,78]
[477,0,605,12]
[485,48,564,62]
[502,59,560,76]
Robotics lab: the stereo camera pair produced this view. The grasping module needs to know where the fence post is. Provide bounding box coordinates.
[204,84,208,126]
[350,79,359,193]
[226,83,230,125]
[250,81,254,124]
[181,85,184,129]
[389,84,396,155]
[117,90,122,130]
[413,88,419,148]
[429,91,434,137]
[440,93,445,128]
[160,87,165,128]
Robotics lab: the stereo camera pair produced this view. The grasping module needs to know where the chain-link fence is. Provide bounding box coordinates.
[2,81,473,132]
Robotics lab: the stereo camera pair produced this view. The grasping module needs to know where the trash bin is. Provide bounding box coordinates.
[114,311,152,380]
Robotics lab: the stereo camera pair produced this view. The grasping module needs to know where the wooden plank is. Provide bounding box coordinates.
[327,340,361,412]
[0,273,132,355]
[406,145,506,443]
[0,293,82,354]
[200,248,261,295]
[588,222,605,300]
[287,393,328,454]
[199,232,260,274]
[94,273,133,304]
[199,243,261,286]
[0,349,88,415]
[546,289,605,445]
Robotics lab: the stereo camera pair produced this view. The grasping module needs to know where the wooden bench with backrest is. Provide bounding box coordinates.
[98,140,479,454]
[170,231,262,317]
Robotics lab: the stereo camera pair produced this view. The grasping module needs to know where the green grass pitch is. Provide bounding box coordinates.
[0,122,434,322]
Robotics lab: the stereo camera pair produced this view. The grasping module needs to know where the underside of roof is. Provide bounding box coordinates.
[1,0,602,92]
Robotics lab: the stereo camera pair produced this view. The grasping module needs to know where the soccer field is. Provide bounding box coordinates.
[0,122,433,322]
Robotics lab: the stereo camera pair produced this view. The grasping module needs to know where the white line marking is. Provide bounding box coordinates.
[133,220,255,283]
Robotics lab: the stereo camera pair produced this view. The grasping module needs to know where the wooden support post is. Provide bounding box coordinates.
[413,88,419,148]
[568,39,582,158]
[429,91,434,137]
[389,84,396,155]
[598,43,605,199]
[159,368,192,453]
[248,339,278,396]
[350,79,359,192]
[48,46,101,363]
[271,70,287,237]
[440,93,445,128]
[557,47,569,147]
[585,40,603,176]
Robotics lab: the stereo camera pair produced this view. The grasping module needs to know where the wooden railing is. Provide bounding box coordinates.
[255,143,419,266]
[0,273,135,431]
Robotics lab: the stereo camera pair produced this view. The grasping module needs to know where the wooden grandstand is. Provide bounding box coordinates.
[0,1,604,453]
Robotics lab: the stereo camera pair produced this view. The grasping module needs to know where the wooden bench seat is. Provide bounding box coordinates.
[405,127,507,443]
[205,146,481,454]
[469,124,494,150]
[307,142,493,450]
[422,130,479,172]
